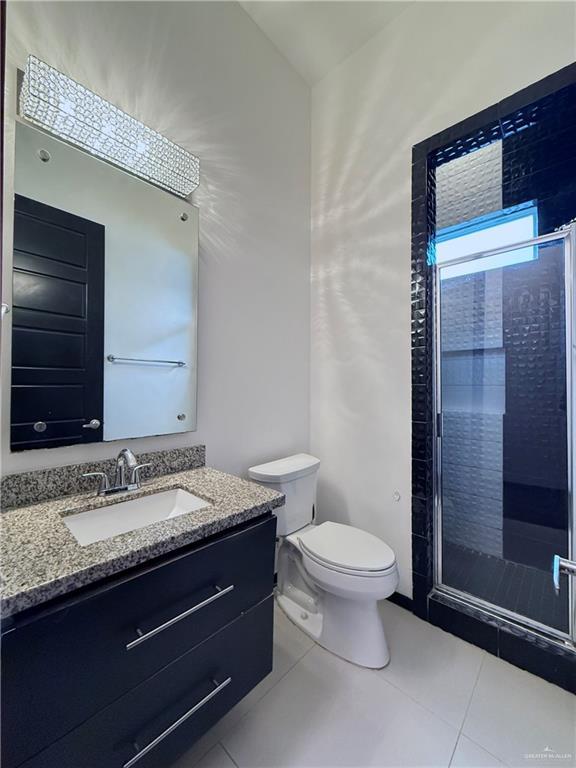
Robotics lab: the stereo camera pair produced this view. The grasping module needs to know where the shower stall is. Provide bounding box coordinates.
[434,225,576,645]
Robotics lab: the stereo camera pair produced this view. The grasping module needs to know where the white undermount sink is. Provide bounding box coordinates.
[63,488,211,546]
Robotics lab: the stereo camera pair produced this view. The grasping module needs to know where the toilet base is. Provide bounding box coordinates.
[277,592,390,669]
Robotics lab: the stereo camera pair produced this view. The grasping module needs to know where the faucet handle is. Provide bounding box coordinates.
[82,471,110,495]
[130,463,152,486]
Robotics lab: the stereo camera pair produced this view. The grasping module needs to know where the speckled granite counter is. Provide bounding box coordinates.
[1,467,284,617]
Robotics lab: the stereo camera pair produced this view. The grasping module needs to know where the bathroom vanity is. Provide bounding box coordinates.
[0,40,287,768]
[0,448,282,768]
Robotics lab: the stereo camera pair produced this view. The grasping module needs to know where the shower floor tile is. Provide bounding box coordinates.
[442,541,568,632]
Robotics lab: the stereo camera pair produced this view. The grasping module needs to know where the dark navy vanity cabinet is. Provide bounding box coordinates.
[1,515,277,768]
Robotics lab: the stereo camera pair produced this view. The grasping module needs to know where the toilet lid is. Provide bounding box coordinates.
[297,522,396,573]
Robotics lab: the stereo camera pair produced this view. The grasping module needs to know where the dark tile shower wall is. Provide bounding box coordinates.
[502,248,569,571]
[411,62,576,693]
[411,154,435,612]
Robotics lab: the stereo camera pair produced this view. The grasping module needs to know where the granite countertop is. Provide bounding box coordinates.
[0,467,284,618]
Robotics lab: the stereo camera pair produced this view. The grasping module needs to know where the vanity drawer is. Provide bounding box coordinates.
[2,515,276,768]
[20,596,274,768]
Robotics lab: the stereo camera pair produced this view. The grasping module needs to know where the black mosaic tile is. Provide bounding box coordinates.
[537,187,576,234]
[411,292,426,315]
[412,197,429,236]
[498,62,576,118]
[412,533,433,580]
[411,272,427,304]
[412,495,433,539]
[499,627,576,694]
[504,156,576,207]
[412,140,430,166]
[427,112,501,168]
[412,459,433,500]
[411,160,428,202]
[428,595,499,655]
[411,307,428,349]
[412,384,433,423]
[503,125,576,176]
[412,420,432,462]
[412,573,430,620]
[411,345,431,386]
[500,85,576,143]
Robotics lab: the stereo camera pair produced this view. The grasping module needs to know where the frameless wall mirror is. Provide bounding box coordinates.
[9,120,199,451]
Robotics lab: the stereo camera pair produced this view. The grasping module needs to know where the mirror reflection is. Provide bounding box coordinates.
[10,122,198,451]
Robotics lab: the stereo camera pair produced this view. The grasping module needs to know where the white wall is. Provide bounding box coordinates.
[2,1,310,475]
[311,1,576,597]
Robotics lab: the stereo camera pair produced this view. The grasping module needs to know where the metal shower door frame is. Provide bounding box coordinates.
[432,225,576,647]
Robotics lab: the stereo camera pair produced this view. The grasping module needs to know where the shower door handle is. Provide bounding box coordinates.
[552,555,576,594]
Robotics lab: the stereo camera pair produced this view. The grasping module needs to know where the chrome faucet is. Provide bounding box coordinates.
[82,449,152,497]
[115,448,138,488]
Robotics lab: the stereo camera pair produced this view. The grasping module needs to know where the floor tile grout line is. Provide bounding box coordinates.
[447,652,489,766]
[186,634,315,768]
[446,651,486,767]
[219,740,240,768]
[459,651,485,737]
[185,739,221,767]
[214,638,317,749]
[372,672,462,732]
[241,636,317,714]
[458,732,508,767]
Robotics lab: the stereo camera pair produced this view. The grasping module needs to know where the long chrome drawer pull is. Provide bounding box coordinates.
[123,677,232,768]
[126,584,235,651]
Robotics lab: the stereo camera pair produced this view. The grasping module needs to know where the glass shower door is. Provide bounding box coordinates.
[435,229,574,638]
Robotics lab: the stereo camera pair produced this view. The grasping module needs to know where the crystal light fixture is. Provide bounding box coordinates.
[19,55,199,198]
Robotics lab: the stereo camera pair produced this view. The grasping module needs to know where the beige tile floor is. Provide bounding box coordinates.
[172,601,576,768]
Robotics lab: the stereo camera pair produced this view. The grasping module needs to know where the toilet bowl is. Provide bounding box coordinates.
[248,454,399,669]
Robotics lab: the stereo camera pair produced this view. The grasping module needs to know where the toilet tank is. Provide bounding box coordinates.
[248,454,320,536]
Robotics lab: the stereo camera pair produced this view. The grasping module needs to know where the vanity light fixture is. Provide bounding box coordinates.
[19,55,199,197]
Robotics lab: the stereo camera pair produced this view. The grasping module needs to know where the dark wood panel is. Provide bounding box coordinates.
[1,515,276,768]
[12,328,84,369]
[10,420,86,450]
[14,249,88,281]
[11,384,84,422]
[12,368,86,386]
[14,209,87,267]
[12,306,86,334]
[13,270,86,317]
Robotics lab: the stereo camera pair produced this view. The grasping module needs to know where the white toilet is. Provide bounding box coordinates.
[248,453,398,669]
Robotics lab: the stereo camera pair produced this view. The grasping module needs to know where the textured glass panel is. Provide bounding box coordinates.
[436,142,502,230]
[438,238,570,634]
[20,56,199,198]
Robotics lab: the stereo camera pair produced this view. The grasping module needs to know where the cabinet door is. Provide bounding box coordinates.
[2,516,276,768]
[21,597,273,768]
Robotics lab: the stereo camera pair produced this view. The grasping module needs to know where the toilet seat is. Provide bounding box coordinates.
[296,521,396,577]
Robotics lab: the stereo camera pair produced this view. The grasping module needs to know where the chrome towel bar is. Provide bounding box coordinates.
[107,354,186,367]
